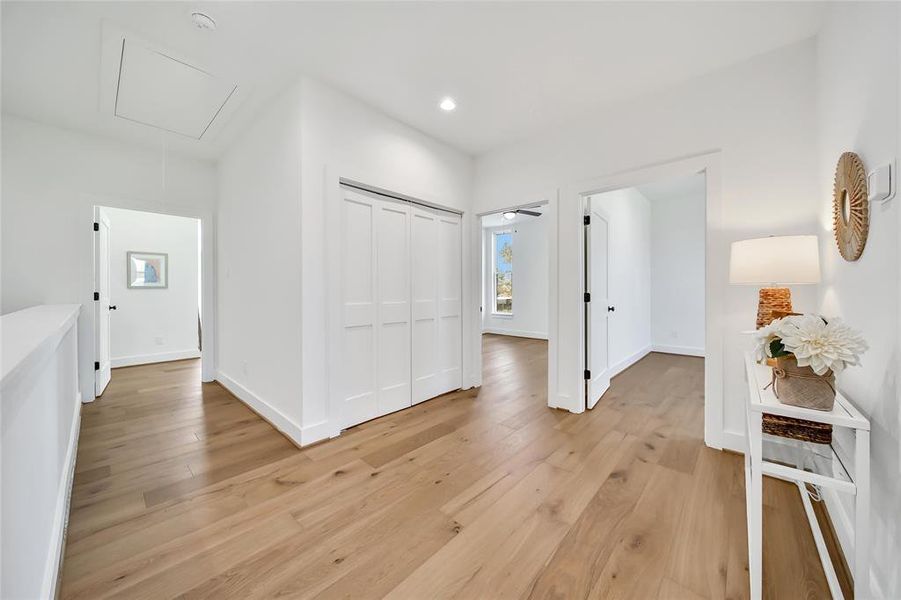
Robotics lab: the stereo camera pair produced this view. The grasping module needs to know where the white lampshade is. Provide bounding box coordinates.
[729,235,820,285]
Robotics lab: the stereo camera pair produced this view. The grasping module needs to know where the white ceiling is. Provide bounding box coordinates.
[1,2,825,160]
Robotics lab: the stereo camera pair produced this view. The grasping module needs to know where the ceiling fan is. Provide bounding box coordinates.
[502,208,542,220]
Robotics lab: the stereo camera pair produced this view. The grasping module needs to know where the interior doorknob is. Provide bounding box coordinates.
[607,306,615,312]
[109,305,117,311]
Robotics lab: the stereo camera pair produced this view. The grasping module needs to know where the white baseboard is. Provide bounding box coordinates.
[112,348,201,368]
[651,344,705,357]
[609,345,652,379]
[821,486,854,567]
[820,486,885,597]
[719,429,747,453]
[215,371,303,447]
[42,398,81,599]
[300,419,338,446]
[549,391,581,413]
[481,328,548,340]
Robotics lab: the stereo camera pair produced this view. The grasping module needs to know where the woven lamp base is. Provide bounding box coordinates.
[756,287,792,329]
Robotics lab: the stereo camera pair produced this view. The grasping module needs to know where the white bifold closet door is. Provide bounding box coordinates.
[339,189,412,427]
[339,188,460,429]
[411,205,462,404]
[376,200,413,414]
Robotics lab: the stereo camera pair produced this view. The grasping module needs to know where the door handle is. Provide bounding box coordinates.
[109,305,117,311]
[607,306,615,312]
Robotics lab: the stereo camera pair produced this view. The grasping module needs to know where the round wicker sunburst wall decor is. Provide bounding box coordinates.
[832,152,869,261]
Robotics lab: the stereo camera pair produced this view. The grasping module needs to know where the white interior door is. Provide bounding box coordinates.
[340,190,379,426]
[586,201,611,409]
[436,213,463,395]
[376,200,412,415]
[411,207,440,403]
[94,209,112,396]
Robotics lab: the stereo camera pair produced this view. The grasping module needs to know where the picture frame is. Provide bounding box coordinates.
[127,251,168,289]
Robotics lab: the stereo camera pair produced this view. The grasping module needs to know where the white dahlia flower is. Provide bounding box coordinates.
[776,314,868,375]
[754,319,786,362]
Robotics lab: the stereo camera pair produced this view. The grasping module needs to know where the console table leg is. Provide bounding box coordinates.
[749,412,763,600]
[854,429,870,599]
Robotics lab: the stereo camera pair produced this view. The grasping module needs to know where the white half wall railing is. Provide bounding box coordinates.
[1,304,82,600]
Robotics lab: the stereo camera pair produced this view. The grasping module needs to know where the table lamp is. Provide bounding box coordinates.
[729,235,820,328]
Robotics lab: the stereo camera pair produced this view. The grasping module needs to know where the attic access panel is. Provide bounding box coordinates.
[114,39,236,139]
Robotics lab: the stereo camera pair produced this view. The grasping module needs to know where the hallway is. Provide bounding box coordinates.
[60,337,830,599]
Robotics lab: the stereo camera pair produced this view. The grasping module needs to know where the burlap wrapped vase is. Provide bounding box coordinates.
[770,355,836,411]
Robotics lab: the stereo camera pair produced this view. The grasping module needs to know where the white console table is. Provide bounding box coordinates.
[744,352,869,600]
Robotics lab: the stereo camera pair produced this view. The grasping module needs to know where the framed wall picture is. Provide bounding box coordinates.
[127,251,168,289]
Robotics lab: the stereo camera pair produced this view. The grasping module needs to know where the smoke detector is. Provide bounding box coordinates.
[191,11,216,31]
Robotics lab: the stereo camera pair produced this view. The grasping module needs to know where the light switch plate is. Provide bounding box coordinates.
[868,162,894,204]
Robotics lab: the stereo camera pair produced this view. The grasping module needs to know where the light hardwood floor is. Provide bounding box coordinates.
[60,334,832,599]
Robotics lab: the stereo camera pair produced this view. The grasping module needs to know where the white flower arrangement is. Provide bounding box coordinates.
[755,314,868,376]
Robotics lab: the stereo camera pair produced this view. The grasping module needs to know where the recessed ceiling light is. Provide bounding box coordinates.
[191,11,217,31]
[439,97,457,112]
[503,211,516,221]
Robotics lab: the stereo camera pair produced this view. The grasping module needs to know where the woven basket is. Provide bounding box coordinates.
[771,355,836,411]
[762,413,832,444]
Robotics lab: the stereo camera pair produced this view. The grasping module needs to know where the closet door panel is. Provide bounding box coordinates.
[340,193,378,427]
[437,214,462,395]
[339,188,462,427]
[411,208,439,403]
[376,201,412,414]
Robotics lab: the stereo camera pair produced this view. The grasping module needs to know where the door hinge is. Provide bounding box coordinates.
[583,215,590,225]
[584,292,591,302]
[93,222,99,232]
[584,369,591,380]
[93,292,100,301]
[94,361,100,371]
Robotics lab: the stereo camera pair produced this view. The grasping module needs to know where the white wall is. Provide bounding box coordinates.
[1,115,217,403]
[481,217,549,339]
[102,207,200,367]
[216,76,474,445]
[815,3,900,596]
[216,83,305,437]
[588,188,652,371]
[649,185,706,356]
[473,39,820,445]
[299,76,475,441]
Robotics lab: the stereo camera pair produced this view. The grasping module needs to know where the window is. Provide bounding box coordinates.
[493,231,513,314]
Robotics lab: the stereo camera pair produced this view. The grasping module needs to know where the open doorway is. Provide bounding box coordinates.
[478,203,550,398]
[93,206,202,397]
[583,173,706,409]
